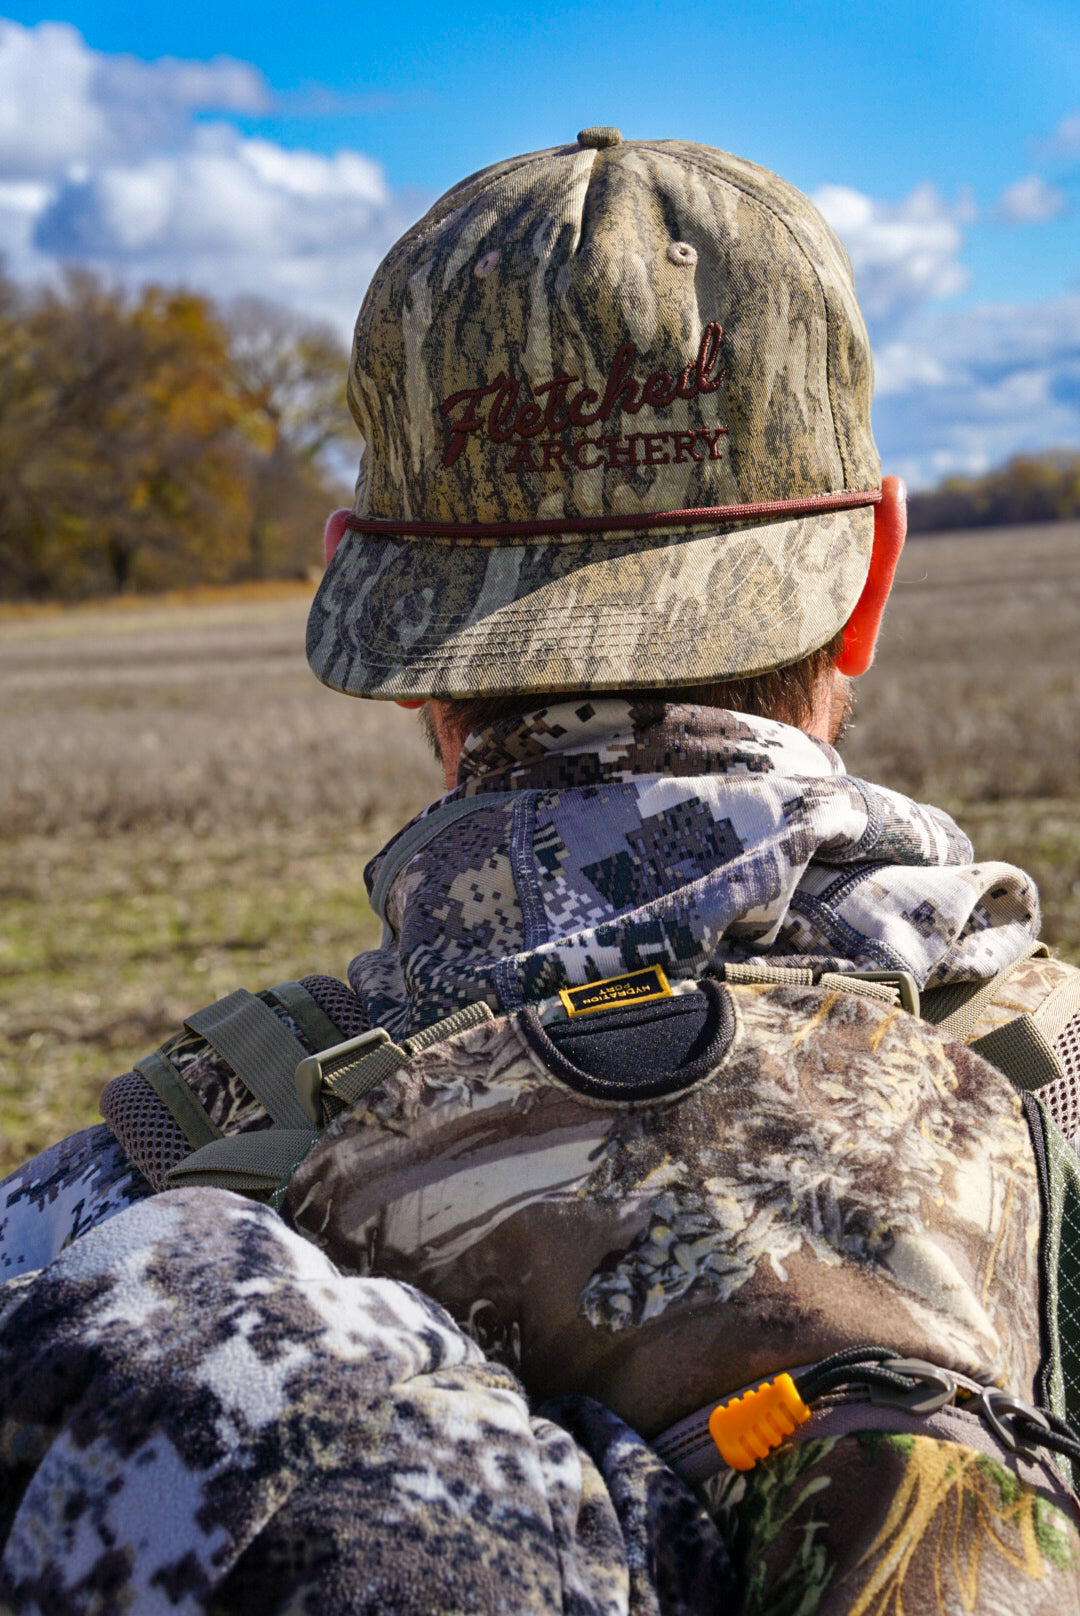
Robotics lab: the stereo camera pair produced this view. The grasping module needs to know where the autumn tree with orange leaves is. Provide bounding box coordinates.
[0,271,351,600]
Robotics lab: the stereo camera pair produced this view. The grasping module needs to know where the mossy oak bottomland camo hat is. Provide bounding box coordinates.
[307,128,881,700]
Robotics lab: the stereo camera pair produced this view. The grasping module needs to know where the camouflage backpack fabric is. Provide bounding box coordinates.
[281,962,1080,1614]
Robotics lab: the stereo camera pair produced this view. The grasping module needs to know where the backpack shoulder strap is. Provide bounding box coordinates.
[166,1128,322,1198]
[922,944,1080,1129]
[184,990,313,1131]
[161,999,494,1201]
[133,1047,222,1151]
[103,978,364,1191]
[971,968,1080,1096]
[920,941,1049,1042]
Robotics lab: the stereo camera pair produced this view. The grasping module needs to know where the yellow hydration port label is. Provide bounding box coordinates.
[559,966,673,1018]
[708,1374,811,1470]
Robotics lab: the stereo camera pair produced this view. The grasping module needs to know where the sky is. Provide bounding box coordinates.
[0,1,1078,486]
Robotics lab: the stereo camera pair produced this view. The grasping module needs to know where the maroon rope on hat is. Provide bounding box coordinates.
[342,488,882,542]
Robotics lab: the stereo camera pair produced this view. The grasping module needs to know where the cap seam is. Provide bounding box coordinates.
[661,151,850,487]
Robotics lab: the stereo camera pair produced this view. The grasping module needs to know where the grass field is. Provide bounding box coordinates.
[3,521,1079,1173]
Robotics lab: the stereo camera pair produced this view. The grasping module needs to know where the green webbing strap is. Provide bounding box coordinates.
[324,1000,495,1113]
[326,1040,409,1111]
[931,941,1048,1044]
[185,990,312,1132]
[1032,971,1080,1048]
[406,999,495,1051]
[843,970,919,1015]
[295,1029,390,1122]
[919,979,985,1028]
[722,962,909,1011]
[724,962,815,986]
[368,794,519,922]
[135,1048,222,1149]
[926,945,1074,1092]
[819,973,900,1008]
[267,982,344,1060]
[973,1017,1063,1094]
[165,1128,319,1197]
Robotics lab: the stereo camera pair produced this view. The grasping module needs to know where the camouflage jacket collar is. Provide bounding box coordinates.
[353,702,1040,1037]
[452,699,843,795]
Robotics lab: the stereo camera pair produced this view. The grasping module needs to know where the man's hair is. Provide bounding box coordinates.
[433,627,846,748]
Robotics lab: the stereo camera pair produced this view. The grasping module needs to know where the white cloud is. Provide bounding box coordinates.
[812,178,1080,483]
[871,341,949,397]
[871,294,1080,485]
[994,174,1069,224]
[813,181,971,328]
[0,20,268,179]
[29,128,414,333]
[1039,111,1080,159]
[0,19,424,340]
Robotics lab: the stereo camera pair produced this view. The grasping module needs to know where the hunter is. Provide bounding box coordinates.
[2,129,1080,1615]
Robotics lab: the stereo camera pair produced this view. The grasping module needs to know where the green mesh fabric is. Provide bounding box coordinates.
[1026,1092,1080,1488]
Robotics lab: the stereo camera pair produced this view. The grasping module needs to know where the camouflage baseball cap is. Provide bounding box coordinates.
[307,129,881,699]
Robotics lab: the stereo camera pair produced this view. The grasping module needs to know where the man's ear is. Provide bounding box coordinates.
[835,475,906,677]
[323,508,351,566]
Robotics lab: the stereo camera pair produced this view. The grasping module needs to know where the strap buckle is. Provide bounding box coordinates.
[844,971,921,1018]
[972,1387,1051,1460]
[866,1358,957,1415]
[294,1029,390,1123]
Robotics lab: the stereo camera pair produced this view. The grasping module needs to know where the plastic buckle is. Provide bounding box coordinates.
[866,1358,957,1415]
[845,971,921,1017]
[974,1387,1050,1460]
[294,1029,390,1123]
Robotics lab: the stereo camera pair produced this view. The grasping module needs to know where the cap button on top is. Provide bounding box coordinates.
[577,127,622,150]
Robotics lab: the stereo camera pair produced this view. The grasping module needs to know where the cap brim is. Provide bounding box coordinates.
[305,509,873,700]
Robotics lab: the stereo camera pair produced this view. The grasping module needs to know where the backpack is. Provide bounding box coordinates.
[100,947,1080,1486]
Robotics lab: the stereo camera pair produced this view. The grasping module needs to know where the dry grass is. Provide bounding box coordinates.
[843,521,1080,804]
[2,519,1078,1173]
[843,520,1080,970]
[1,591,442,1168]
[0,588,438,838]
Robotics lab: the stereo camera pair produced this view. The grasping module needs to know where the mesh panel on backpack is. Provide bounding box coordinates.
[299,975,371,1041]
[100,977,368,1190]
[99,1069,191,1193]
[1043,1012,1080,1146]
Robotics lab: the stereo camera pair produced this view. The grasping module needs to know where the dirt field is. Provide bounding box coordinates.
[2,520,1079,1172]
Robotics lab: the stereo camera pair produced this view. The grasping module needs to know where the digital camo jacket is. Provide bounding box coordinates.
[0,1190,731,1615]
[354,699,1042,1036]
[2,703,1079,1613]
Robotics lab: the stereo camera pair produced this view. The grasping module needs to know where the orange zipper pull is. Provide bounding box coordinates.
[708,1374,811,1470]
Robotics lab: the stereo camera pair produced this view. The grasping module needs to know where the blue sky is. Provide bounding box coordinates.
[1,0,1078,485]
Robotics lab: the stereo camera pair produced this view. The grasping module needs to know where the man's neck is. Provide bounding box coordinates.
[423,671,852,792]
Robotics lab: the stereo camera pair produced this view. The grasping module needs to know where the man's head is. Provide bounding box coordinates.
[308,129,904,773]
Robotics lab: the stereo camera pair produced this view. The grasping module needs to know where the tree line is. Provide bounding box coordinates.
[0,271,354,600]
[908,451,1080,533]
